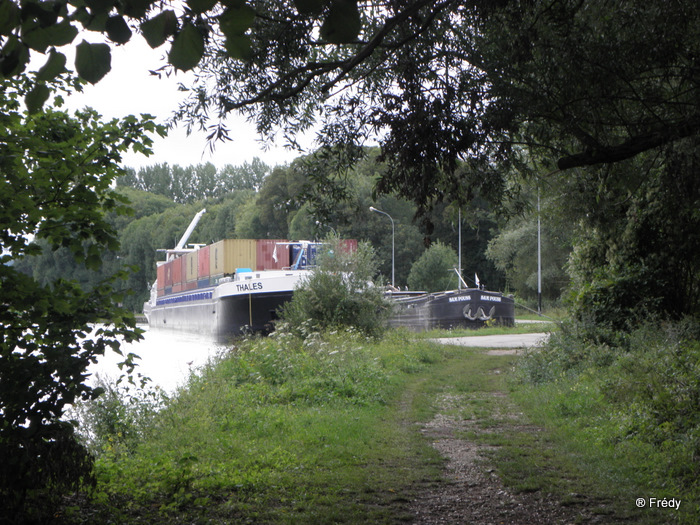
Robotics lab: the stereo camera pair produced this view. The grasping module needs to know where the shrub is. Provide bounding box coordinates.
[280,237,391,338]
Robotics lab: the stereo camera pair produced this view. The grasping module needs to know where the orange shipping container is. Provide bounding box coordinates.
[256,239,289,270]
[198,245,211,278]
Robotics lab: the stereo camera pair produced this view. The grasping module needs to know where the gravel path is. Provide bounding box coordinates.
[405,341,617,524]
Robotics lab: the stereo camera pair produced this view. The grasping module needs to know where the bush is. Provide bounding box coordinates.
[516,316,700,499]
[280,237,391,338]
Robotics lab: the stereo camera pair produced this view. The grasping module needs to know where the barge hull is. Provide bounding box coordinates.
[388,289,515,332]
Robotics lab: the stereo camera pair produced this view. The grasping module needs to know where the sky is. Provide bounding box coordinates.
[57,38,311,170]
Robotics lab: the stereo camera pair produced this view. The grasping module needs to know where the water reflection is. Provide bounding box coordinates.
[88,325,228,394]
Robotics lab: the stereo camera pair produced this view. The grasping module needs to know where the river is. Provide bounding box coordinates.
[88,325,228,394]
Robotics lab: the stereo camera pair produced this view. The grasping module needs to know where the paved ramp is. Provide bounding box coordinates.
[432,332,549,349]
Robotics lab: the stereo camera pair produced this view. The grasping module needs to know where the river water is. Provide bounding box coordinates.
[87,325,228,394]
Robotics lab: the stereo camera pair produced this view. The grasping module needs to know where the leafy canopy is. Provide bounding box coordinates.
[407,241,457,293]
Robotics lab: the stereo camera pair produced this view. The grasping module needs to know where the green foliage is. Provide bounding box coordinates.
[407,241,457,292]
[1,0,366,105]
[75,329,449,522]
[516,317,700,519]
[280,237,391,338]
[486,186,571,301]
[0,74,158,522]
[116,158,270,203]
[70,376,167,457]
[566,139,700,329]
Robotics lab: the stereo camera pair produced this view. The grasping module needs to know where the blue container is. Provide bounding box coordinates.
[197,278,211,288]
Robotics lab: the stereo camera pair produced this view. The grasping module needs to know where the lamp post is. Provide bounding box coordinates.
[369,206,395,288]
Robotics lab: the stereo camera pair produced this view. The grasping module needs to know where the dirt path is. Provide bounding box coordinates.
[406,350,610,524]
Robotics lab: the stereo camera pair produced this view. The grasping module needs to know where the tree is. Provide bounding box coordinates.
[174,0,700,213]
[407,241,457,293]
[0,75,160,520]
[565,140,700,329]
[486,186,572,303]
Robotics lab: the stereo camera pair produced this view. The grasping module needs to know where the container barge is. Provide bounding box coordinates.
[142,209,357,341]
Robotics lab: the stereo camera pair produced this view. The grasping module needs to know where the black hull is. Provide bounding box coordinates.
[146,289,293,342]
[387,289,515,331]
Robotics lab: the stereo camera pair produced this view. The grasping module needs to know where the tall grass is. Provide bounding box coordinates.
[514,317,700,523]
[75,327,449,523]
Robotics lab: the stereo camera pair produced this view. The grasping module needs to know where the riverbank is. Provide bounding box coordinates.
[63,326,695,524]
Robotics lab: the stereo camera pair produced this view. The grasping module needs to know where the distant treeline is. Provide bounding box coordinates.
[15,149,571,312]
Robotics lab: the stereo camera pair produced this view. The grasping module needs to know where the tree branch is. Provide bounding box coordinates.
[557,116,700,170]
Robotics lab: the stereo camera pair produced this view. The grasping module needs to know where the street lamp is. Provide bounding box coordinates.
[369,206,395,288]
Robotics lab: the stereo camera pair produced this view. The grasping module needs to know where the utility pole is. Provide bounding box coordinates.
[458,207,462,290]
[537,187,542,314]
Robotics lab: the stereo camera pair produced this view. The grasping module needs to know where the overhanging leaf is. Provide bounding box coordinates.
[320,0,361,44]
[36,49,67,81]
[293,0,327,15]
[25,83,51,113]
[168,23,205,71]
[84,0,116,15]
[122,0,152,18]
[219,5,256,37]
[187,0,217,14]
[224,34,253,61]
[22,19,78,53]
[0,37,29,77]
[140,10,178,49]
[75,40,111,84]
[0,0,21,36]
[105,15,132,44]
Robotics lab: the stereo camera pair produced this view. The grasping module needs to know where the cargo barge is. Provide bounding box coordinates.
[387,286,515,331]
[142,209,357,341]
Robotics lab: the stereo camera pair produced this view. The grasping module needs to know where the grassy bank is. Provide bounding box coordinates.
[71,328,453,523]
[65,321,699,524]
[511,319,700,524]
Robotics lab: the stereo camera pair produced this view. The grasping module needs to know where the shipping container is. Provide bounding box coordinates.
[157,288,165,297]
[172,255,183,286]
[173,283,184,293]
[256,239,289,270]
[197,278,211,289]
[209,239,257,276]
[156,263,166,290]
[185,281,198,291]
[164,260,174,288]
[339,239,358,254]
[186,251,198,282]
[198,245,211,278]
